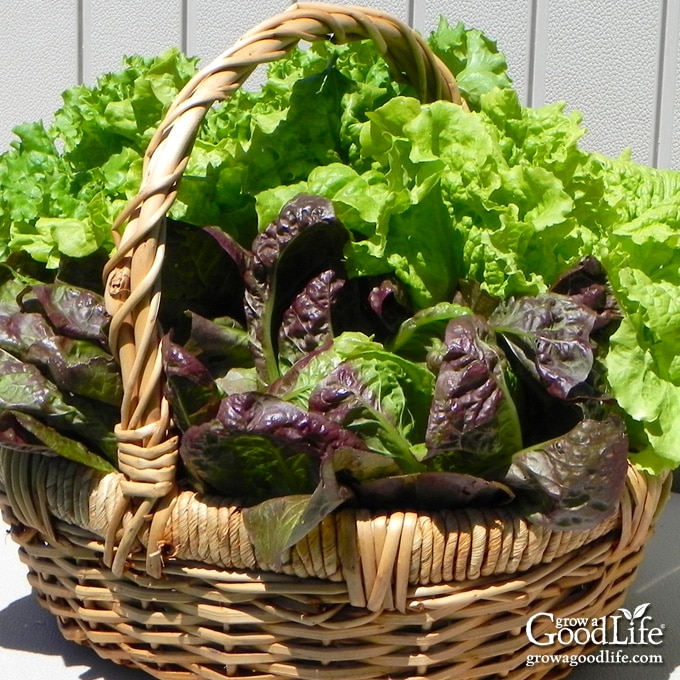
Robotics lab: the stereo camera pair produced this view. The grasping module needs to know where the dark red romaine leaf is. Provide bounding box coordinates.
[25,336,123,407]
[550,256,621,331]
[277,267,346,368]
[366,277,411,335]
[202,225,249,275]
[177,421,316,501]
[0,311,122,406]
[309,360,420,467]
[160,219,248,336]
[453,278,502,318]
[424,315,523,474]
[241,447,392,566]
[179,392,367,500]
[0,311,53,356]
[183,311,253,379]
[0,411,115,472]
[217,392,366,455]
[308,346,435,472]
[502,416,629,529]
[490,293,597,399]
[352,471,514,511]
[20,283,109,345]
[0,347,118,463]
[244,194,349,384]
[161,335,222,431]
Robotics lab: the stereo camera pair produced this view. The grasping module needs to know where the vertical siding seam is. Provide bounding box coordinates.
[181,0,188,54]
[411,0,425,34]
[182,0,197,57]
[76,0,85,85]
[76,0,83,84]
[78,0,92,85]
[527,0,548,108]
[653,0,680,168]
[650,0,668,168]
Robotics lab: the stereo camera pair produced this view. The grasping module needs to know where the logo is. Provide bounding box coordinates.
[526,603,665,648]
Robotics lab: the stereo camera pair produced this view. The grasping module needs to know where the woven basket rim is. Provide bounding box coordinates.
[0,448,670,612]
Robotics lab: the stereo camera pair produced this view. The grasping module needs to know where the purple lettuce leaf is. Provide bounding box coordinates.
[351,471,514,511]
[183,312,253,371]
[202,225,249,275]
[160,219,248,337]
[502,416,629,529]
[366,277,411,336]
[0,346,84,417]
[489,293,597,400]
[425,315,523,475]
[0,411,55,457]
[19,283,109,345]
[453,278,502,318]
[242,446,400,566]
[0,411,115,473]
[244,194,349,384]
[0,311,122,406]
[179,391,367,500]
[308,355,433,473]
[0,311,53,356]
[0,347,118,463]
[217,392,367,456]
[161,334,222,432]
[549,256,621,332]
[24,337,123,407]
[277,267,346,369]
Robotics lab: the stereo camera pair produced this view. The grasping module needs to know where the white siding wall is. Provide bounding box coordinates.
[1,0,679,169]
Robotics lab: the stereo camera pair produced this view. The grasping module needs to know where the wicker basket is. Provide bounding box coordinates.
[0,3,672,679]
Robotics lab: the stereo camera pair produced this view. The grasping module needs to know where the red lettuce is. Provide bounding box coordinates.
[502,416,629,529]
[489,293,597,400]
[244,194,349,383]
[178,391,367,501]
[424,315,523,475]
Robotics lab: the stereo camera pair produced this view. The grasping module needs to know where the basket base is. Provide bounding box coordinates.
[2,510,656,680]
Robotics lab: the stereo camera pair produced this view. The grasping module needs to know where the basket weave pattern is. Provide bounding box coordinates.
[0,3,672,679]
[0,452,669,679]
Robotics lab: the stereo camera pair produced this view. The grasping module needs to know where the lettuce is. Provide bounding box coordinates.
[0,15,678,554]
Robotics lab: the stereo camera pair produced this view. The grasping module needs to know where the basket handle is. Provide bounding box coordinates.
[102,1,464,577]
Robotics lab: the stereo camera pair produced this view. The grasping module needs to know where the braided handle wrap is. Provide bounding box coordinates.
[102,2,464,577]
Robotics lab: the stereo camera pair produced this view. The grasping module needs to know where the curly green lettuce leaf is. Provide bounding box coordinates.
[0,50,196,267]
[600,168,680,472]
[428,17,513,109]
